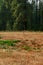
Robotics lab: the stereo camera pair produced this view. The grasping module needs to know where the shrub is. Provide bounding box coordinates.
[13,40,21,43]
[23,45,31,51]
[0,36,3,39]
[0,40,21,47]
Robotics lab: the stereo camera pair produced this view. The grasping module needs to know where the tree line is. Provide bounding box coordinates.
[0,0,43,31]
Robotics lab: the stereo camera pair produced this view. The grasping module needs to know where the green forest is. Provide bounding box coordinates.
[0,0,43,31]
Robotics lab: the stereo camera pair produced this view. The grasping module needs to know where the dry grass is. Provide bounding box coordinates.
[0,31,43,65]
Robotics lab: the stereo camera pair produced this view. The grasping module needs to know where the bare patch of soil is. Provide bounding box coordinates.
[0,31,43,65]
[0,49,43,65]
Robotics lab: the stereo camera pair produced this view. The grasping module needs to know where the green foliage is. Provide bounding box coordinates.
[0,0,43,31]
[0,36,3,39]
[23,45,31,51]
[13,40,21,43]
[0,40,21,49]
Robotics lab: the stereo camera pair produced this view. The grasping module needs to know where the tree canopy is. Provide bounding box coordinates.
[0,0,43,31]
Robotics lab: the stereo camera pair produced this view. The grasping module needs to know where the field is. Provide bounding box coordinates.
[0,31,43,65]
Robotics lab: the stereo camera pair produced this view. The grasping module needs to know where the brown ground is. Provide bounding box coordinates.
[0,31,43,65]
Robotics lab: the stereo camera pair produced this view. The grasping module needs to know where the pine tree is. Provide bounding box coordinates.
[0,0,16,31]
[13,0,28,30]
